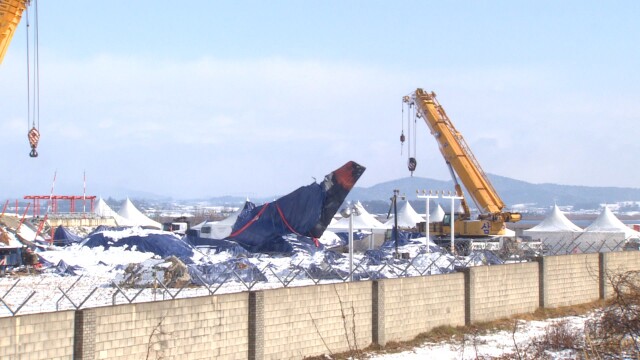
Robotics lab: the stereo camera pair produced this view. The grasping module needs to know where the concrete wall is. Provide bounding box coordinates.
[261,282,372,360]
[601,251,640,299]
[4,251,640,359]
[90,293,249,360]
[539,254,600,308]
[467,262,539,323]
[380,273,465,344]
[0,310,75,360]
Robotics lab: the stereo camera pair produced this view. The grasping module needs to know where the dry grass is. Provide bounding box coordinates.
[306,271,640,360]
[304,300,606,360]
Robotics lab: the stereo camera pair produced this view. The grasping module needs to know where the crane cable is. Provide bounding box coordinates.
[400,99,405,155]
[26,1,41,158]
[407,100,417,174]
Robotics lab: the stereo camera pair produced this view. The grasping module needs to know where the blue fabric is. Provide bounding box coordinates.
[228,183,326,252]
[82,231,195,264]
[188,258,267,285]
[382,229,423,248]
[335,231,369,244]
[226,161,366,253]
[53,226,83,246]
[182,234,249,257]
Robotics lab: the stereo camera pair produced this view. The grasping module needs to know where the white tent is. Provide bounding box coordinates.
[578,206,640,252]
[384,200,424,229]
[328,202,388,231]
[117,198,162,229]
[523,205,583,253]
[94,198,129,226]
[427,204,445,223]
[196,201,250,240]
[584,207,640,238]
[327,201,389,251]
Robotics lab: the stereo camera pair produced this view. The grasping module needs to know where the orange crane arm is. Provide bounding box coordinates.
[0,0,28,65]
[408,88,506,215]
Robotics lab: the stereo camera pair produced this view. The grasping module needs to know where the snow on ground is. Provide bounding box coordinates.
[1,227,462,317]
[369,315,588,359]
[1,226,602,358]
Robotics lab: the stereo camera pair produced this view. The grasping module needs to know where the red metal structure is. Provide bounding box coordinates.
[23,195,96,216]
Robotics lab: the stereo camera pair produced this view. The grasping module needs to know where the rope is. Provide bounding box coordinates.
[275,202,319,247]
[228,203,270,238]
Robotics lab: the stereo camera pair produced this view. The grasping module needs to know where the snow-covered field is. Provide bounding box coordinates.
[1,226,466,317]
[370,315,589,359]
[1,226,609,358]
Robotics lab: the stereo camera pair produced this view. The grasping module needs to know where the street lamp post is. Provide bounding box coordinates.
[441,191,463,254]
[341,204,360,282]
[417,190,439,254]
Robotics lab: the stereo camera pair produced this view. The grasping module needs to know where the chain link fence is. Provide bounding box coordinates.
[0,236,634,317]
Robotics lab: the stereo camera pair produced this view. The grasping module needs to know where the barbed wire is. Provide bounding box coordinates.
[0,237,634,317]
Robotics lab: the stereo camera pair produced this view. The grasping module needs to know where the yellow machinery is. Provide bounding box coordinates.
[0,0,41,157]
[403,88,521,237]
[0,0,28,64]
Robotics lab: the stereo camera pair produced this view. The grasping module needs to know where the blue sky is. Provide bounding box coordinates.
[1,1,639,199]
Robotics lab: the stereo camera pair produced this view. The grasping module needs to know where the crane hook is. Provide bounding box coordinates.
[28,127,40,158]
[408,157,417,175]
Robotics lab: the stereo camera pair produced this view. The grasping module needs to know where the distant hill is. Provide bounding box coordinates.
[102,174,640,216]
[345,174,640,213]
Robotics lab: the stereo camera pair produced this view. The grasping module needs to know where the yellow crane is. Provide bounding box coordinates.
[403,88,521,237]
[0,0,41,157]
[0,0,28,65]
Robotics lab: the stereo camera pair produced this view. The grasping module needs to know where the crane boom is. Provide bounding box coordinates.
[410,88,505,215]
[404,88,520,238]
[0,0,28,65]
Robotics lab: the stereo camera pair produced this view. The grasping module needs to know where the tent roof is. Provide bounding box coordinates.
[428,204,446,223]
[94,198,130,226]
[328,201,390,230]
[584,207,640,239]
[525,205,582,232]
[384,200,424,228]
[117,198,162,229]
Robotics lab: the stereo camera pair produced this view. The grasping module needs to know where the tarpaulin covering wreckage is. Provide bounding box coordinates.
[81,228,195,264]
[53,225,83,246]
[225,161,366,252]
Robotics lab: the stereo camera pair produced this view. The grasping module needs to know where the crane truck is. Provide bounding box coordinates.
[403,88,521,238]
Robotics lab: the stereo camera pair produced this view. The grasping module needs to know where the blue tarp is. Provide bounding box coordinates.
[335,231,369,244]
[182,231,249,257]
[53,226,83,246]
[54,259,82,276]
[82,230,195,264]
[188,258,268,285]
[227,161,366,253]
[382,229,423,248]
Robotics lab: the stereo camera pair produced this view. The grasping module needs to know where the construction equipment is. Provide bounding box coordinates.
[1,0,42,157]
[0,0,29,65]
[402,88,521,237]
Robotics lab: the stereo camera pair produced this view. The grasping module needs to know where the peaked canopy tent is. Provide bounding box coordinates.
[117,198,162,230]
[578,207,640,252]
[427,203,445,223]
[328,201,390,251]
[523,205,583,254]
[384,200,424,229]
[93,198,129,226]
[187,200,254,246]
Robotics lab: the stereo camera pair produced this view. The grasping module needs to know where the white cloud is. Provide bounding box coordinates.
[1,52,639,198]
